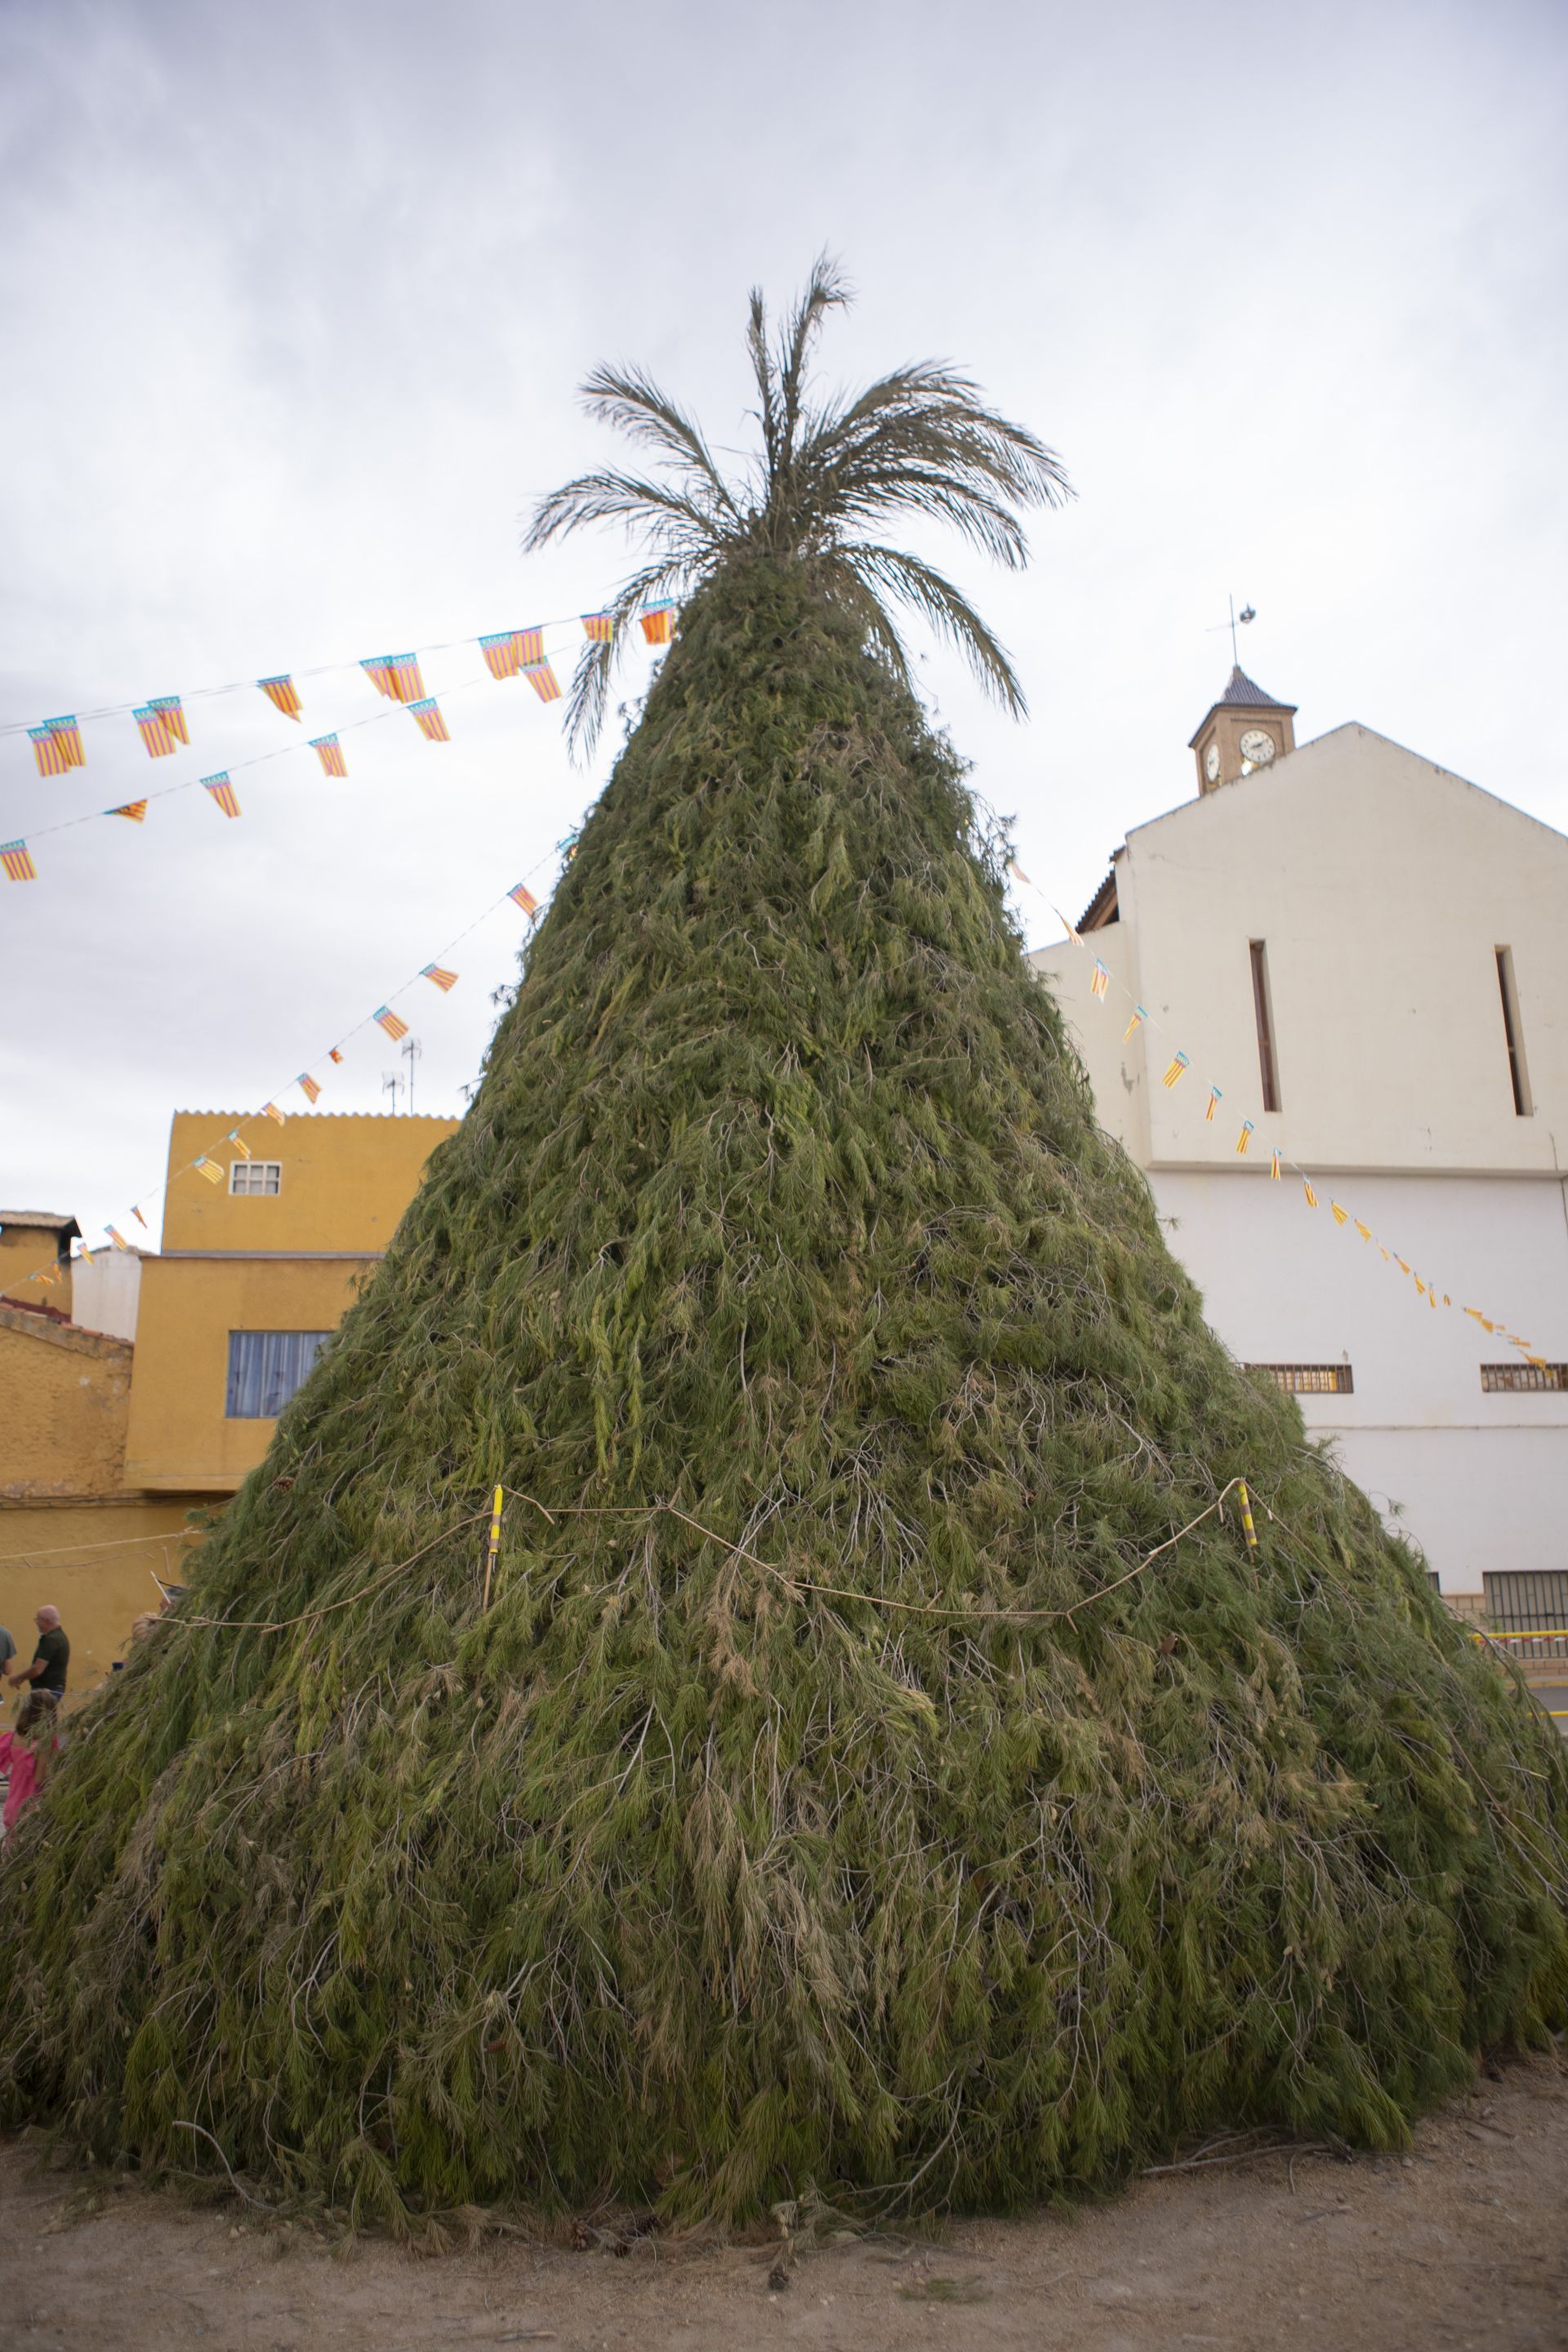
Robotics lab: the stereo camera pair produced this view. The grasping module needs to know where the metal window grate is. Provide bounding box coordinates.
[1480,1362,1567,1393]
[1482,1570,1568,1662]
[1246,1363,1354,1394]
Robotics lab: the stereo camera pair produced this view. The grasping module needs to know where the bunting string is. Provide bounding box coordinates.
[1007,862,1549,1368]
[1,835,569,1297]
[2,598,676,877]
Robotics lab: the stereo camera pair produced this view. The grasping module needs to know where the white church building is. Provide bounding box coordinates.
[1028,669,1567,1628]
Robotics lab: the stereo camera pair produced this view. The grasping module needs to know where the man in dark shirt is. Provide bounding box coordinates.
[8,1606,69,1700]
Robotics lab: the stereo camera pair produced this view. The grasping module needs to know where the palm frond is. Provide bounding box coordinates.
[577,366,741,519]
[777,252,852,460]
[831,541,1030,715]
[524,470,724,559]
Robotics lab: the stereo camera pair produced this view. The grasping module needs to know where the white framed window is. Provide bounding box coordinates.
[229,1160,282,1196]
[225,1330,331,1418]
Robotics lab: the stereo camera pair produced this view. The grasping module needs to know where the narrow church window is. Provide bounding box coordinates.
[1250,942,1281,1112]
[1495,948,1533,1117]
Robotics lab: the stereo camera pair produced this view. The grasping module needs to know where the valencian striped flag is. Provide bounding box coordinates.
[105,1227,129,1250]
[581,612,614,642]
[1236,1120,1254,1155]
[481,626,546,679]
[203,773,242,817]
[328,1048,343,1064]
[1303,1179,1318,1209]
[480,631,523,681]
[408,697,450,742]
[1122,1004,1146,1041]
[134,701,185,757]
[194,1156,225,1184]
[29,716,85,776]
[1161,1051,1190,1088]
[362,653,425,705]
[509,880,539,916]
[1205,1085,1223,1121]
[258,675,302,720]
[109,800,148,822]
[639,601,675,645]
[1,840,38,882]
[374,1005,409,1041]
[421,964,458,992]
[1270,1150,1282,1180]
[1089,958,1110,1000]
[311,734,347,777]
[297,1073,322,1104]
[523,659,561,704]
[1330,1201,1349,1227]
[261,1101,287,1125]
[131,1205,149,1228]
[1355,1219,1372,1242]
[227,1129,250,1156]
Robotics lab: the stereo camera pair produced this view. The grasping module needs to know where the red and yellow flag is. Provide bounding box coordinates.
[297,1074,322,1105]
[258,675,302,719]
[581,612,614,642]
[362,653,425,704]
[639,603,675,645]
[509,880,539,916]
[109,800,148,822]
[106,1227,130,1250]
[311,734,347,777]
[1303,1179,1318,1208]
[328,1048,344,1065]
[194,1156,224,1184]
[1161,1052,1190,1088]
[203,773,242,818]
[421,964,458,992]
[1,840,38,881]
[408,697,450,742]
[29,716,84,776]
[523,660,562,704]
[261,1102,287,1125]
[134,701,185,757]
[374,1005,409,1041]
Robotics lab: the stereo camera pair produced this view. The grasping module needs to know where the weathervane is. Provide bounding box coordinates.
[1208,595,1257,667]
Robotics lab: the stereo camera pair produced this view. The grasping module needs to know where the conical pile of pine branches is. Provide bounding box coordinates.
[2,559,1563,2229]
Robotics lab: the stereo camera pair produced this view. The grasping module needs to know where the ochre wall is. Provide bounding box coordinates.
[0,1499,206,1707]
[0,1224,74,1316]
[0,1304,131,1499]
[161,1111,457,1254]
[125,1254,375,1491]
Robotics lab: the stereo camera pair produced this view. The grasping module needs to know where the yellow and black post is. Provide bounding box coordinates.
[1236,1479,1258,1554]
[483,1485,504,1610]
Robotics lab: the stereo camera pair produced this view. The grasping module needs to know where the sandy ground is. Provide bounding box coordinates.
[2,2055,1565,2352]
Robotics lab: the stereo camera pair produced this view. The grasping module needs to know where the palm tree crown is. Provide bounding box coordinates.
[527,258,1072,755]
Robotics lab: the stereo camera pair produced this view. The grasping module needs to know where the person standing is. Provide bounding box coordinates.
[7,1606,69,1703]
[0,1692,60,1844]
[0,1624,14,1684]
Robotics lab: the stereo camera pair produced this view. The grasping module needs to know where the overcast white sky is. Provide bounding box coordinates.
[2,0,1565,1248]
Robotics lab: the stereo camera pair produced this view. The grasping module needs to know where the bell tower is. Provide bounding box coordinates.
[1188,668,1298,794]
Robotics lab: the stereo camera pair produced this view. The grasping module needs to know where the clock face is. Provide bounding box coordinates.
[1238,728,1276,766]
[1204,742,1221,781]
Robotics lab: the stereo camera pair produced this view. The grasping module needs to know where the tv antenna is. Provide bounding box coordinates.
[382,1069,404,1113]
[401,1033,422,1115]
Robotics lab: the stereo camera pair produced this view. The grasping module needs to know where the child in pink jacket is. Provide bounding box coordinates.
[0,1692,60,1842]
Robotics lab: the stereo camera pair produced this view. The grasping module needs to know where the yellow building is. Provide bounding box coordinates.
[0,1112,455,1698]
[0,1209,78,1316]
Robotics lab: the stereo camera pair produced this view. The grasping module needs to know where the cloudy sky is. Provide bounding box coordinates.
[2,0,1565,1248]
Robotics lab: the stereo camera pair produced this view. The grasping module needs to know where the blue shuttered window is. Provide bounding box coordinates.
[225,1330,331,1419]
